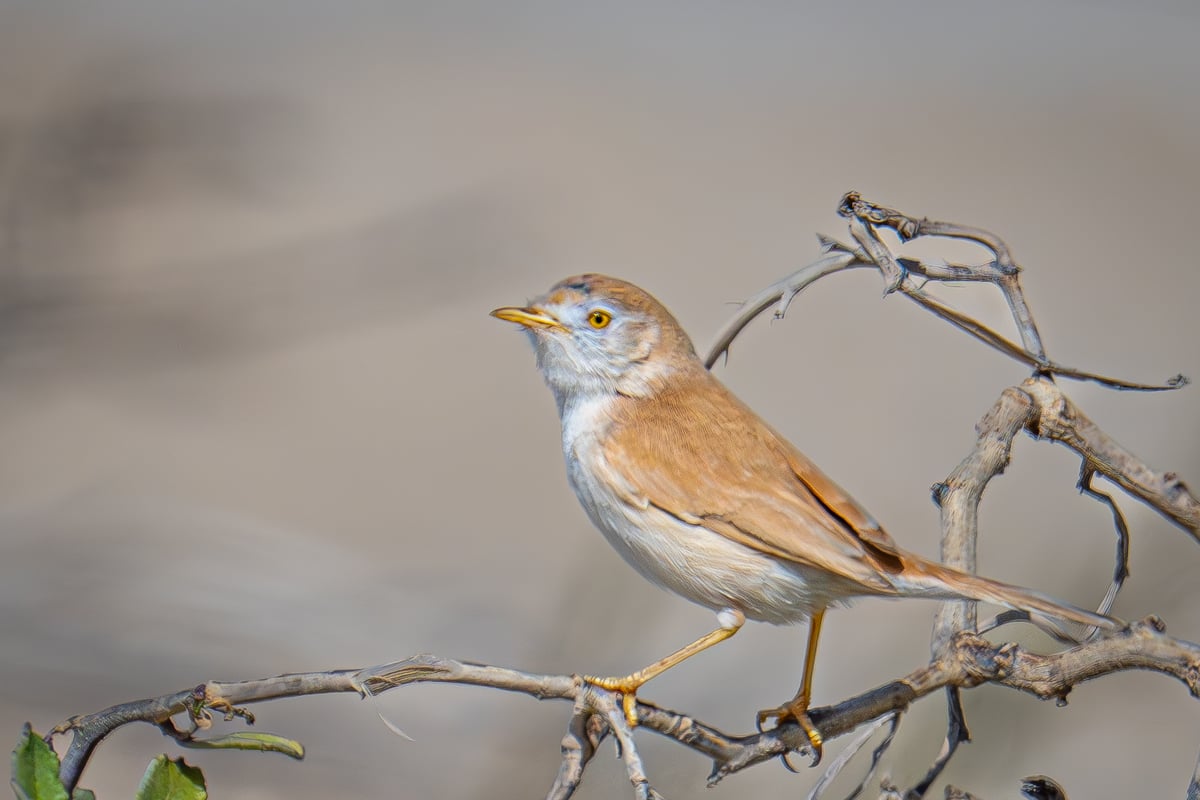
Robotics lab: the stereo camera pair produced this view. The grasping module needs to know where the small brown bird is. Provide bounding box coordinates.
[492,274,1117,761]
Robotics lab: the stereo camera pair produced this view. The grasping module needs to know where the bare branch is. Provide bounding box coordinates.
[704,195,1185,392]
[702,248,863,368]
[931,385,1036,650]
[1021,376,1200,537]
[590,686,664,800]
[848,213,906,293]
[547,698,605,800]
[49,619,1200,795]
[807,713,898,800]
[906,689,969,800]
[1077,464,1131,616]
[837,191,1048,361]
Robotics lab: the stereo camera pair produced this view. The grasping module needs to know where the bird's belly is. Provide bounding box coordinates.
[568,460,840,625]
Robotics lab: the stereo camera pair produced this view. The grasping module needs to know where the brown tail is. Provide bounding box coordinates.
[898,558,1121,631]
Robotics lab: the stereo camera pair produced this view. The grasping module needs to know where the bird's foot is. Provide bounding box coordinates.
[756,697,823,766]
[583,673,647,727]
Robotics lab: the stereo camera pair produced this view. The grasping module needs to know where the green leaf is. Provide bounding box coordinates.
[174,732,304,760]
[134,756,206,800]
[10,723,68,800]
[70,790,95,800]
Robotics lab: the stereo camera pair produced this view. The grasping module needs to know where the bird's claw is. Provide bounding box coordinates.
[584,674,644,727]
[756,701,823,766]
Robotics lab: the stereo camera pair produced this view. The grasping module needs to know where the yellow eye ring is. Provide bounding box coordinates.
[587,309,612,329]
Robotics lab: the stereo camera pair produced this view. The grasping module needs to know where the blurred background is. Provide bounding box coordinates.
[1,2,1197,798]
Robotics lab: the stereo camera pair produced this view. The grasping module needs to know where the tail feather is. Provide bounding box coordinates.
[899,559,1121,631]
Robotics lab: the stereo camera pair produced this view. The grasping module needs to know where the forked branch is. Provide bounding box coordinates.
[706,192,1188,394]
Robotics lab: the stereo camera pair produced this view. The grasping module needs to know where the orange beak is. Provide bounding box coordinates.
[490,306,566,330]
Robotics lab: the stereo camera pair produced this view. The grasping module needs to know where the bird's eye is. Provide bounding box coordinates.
[587,309,612,329]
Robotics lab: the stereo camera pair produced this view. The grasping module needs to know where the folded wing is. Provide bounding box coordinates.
[601,371,907,595]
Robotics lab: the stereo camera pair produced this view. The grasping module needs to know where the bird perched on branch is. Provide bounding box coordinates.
[492,273,1117,763]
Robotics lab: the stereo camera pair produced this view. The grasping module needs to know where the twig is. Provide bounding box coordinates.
[838,191,1048,361]
[703,248,863,368]
[547,697,606,800]
[806,712,898,800]
[1077,464,1131,616]
[930,386,1036,651]
[905,689,969,800]
[590,686,664,800]
[1021,376,1200,537]
[704,195,1186,392]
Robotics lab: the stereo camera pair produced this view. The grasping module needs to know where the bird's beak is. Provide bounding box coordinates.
[490,306,566,330]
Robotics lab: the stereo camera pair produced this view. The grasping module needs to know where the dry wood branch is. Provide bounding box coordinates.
[918,370,1196,793]
[48,619,1200,797]
[907,689,969,800]
[703,248,863,368]
[705,194,1186,392]
[1076,465,1131,617]
[837,191,1048,360]
[808,713,898,800]
[1021,376,1200,537]
[931,385,1037,650]
[548,701,607,800]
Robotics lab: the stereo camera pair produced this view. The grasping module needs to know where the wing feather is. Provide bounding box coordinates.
[600,371,903,593]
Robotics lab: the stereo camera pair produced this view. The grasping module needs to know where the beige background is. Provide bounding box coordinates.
[1,2,1198,798]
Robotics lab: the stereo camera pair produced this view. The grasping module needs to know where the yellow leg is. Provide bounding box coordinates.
[586,609,744,727]
[757,607,826,764]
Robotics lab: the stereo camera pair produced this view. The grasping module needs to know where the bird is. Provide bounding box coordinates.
[491,273,1118,763]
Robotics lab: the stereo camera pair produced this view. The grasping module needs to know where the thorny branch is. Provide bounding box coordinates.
[43,195,1199,799]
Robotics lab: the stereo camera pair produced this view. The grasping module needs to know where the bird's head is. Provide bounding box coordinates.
[492,274,699,410]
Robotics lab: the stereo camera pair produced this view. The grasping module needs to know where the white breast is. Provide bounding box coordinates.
[557,394,838,624]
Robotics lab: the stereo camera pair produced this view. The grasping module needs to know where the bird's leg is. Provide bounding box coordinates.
[585,608,744,727]
[757,607,826,765]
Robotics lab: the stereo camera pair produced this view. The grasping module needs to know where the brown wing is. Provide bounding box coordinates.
[600,370,904,592]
